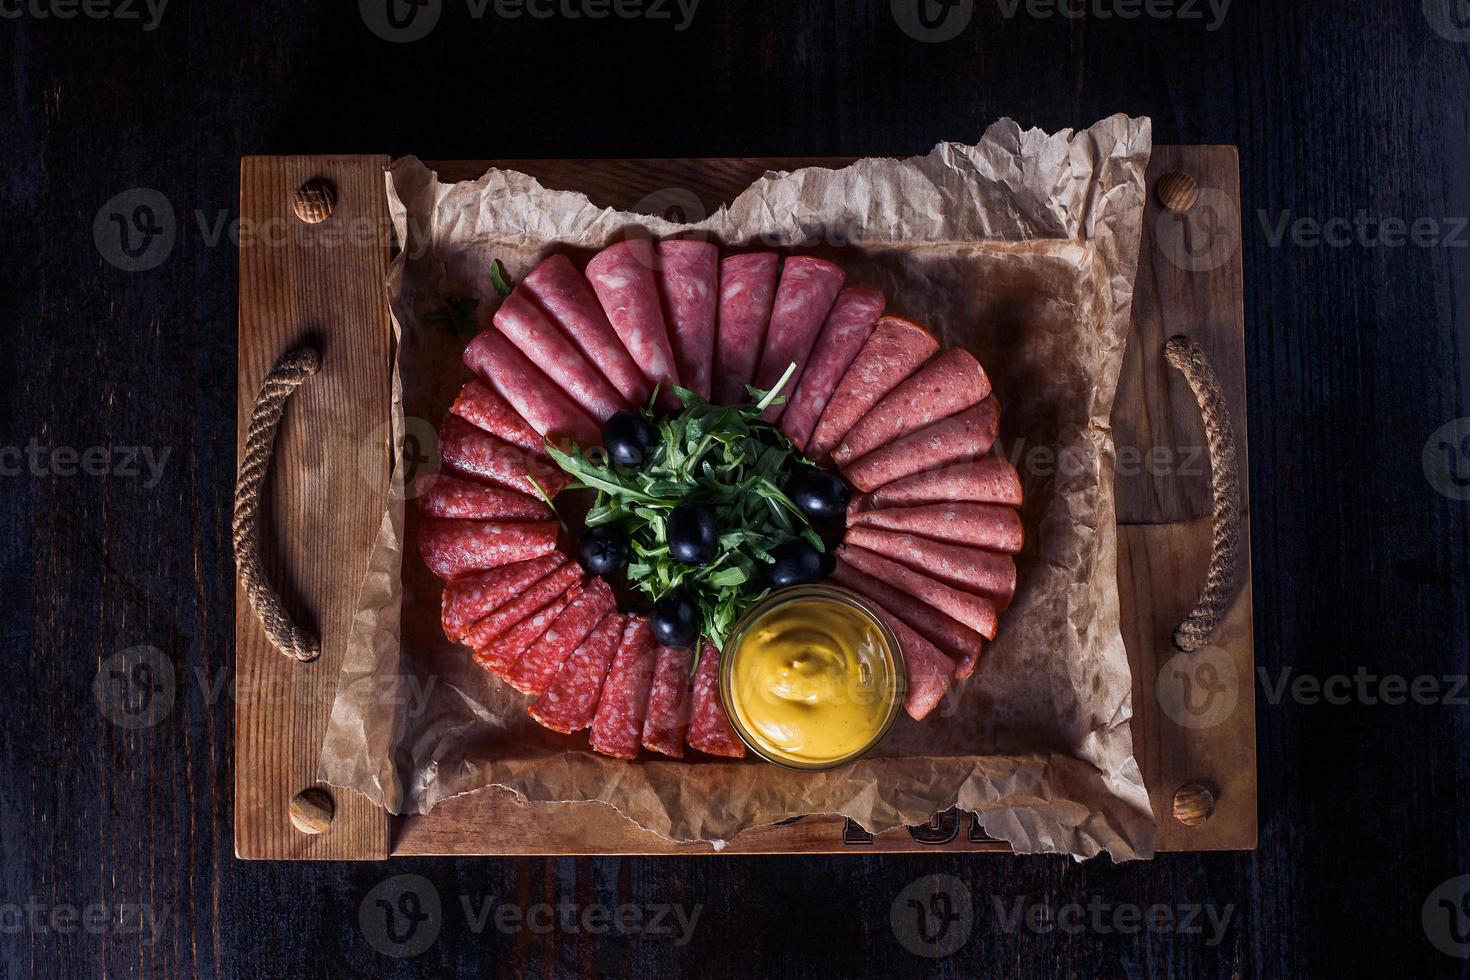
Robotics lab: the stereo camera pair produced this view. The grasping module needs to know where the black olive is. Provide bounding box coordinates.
[603,410,659,469]
[768,539,823,590]
[667,503,718,565]
[652,591,699,648]
[788,468,851,523]
[577,525,628,576]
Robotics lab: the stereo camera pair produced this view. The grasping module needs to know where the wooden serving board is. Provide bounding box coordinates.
[235,148,1255,859]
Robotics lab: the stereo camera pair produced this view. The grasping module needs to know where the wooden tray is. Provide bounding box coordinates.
[235,148,1255,858]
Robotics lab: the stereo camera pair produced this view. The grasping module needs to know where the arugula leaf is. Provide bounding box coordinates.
[490,259,513,298]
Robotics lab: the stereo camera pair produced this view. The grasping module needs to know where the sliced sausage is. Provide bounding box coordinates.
[589,616,660,760]
[437,415,569,497]
[864,456,1023,510]
[640,644,694,758]
[585,239,680,406]
[656,240,719,400]
[463,327,602,449]
[493,288,628,421]
[711,252,779,404]
[685,640,746,758]
[846,526,1016,609]
[807,316,939,460]
[862,598,955,721]
[523,253,650,407]
[417,518,560,580]
[450,380,547,457]
[415,473,553,521]
[779,286,885,451]
[832,347,991,466]
[441,553,565,642]
[849,502,1023,554]
[505,577,616,696]
[841,397,1000,493]
[831,558,983,679]
[836,544,998,639]
[530,611,626,734]
[751,256,846,420]
[479,584,581,679]
[461,560,584,656]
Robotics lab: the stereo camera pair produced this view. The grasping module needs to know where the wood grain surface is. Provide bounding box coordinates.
[3,2,1468,977]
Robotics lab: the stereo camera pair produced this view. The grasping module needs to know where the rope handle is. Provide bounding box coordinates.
[1163,336,1241,652]
[232,347,323,663]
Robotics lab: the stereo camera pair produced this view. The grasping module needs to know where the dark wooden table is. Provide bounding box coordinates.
[3,2,1467,976]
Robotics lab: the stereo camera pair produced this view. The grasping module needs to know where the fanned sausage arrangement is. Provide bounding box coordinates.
[417,238,1024,761]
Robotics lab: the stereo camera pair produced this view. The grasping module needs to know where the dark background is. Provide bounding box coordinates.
[2,0,1468,976]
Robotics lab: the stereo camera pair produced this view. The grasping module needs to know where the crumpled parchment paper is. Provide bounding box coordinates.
[319,113,1157,860]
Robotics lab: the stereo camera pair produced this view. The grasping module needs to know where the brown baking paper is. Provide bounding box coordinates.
[320,114,1156,859]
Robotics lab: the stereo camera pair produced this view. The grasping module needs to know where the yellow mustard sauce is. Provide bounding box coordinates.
[726,596,900,766]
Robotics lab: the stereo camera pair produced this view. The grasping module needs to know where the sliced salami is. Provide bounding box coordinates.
[640,644,694,758]
[529,611,626,734]
[478,584,581,678]
[685,640,746,758]
[585,239,680,404]
[751,256,846,420]
[861,598,955,721]
[464,327,602,448]
[837,544,998,639]
[438,414,569,497]
[864,456,1023,510]
[504,578,616,696]
[523,253,650,407]
[711,252,779,404]
[846,526,1016,609]
[441,553,565,642]
[461,559,584,655]
[831,557,983,678]
[451,380,548,457]
[779,286,885,450]
[418,517,560,581]
[656,240,719,400]
[589,616,659,760]
[849,501,1023,554]
[832,347,991,466]
[415,473,553,521]
[493,288,628,421]
[841,397,1000,492]
[807,316,939,460]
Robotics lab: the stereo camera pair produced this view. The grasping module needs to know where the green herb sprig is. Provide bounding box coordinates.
[545,364,821,652]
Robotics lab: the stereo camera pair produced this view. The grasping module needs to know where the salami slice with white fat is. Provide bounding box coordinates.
[711,252,779,404]
[438,414,569,497]
[656,240,719,400]
[523,253,650,407]
[464,327,602,448]
[589,616,659,760]
[530,611,626,734]
[585,240,681,405]
[861,456,1023,510]
[860,597,955,721]
[640,644,694,758]
[479,584,582,679]
[831,558,983,679]
[837,544,998,640]
[505,578,615,696]
[841,397,1000,493]
[462,560,584,658]
[848,501,1023,554]
[779,286,885,450]
[807,316,939,460]
[418,518,560,581]
[685,640,746,758]
[415,473,553,522]
[846,526,1016,609]
[493,288,628,421]
[832,347,991,466]
[752,256,846,420]
[441,553,565,642]
[451,380,548,457]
